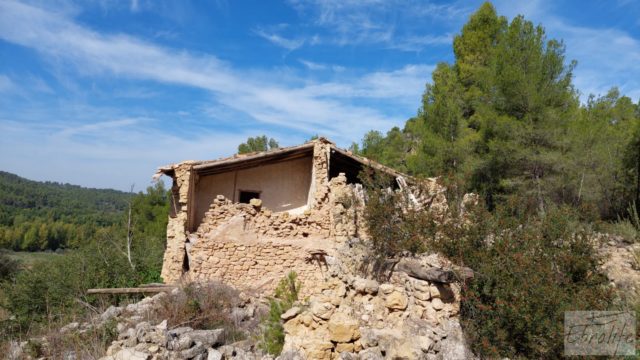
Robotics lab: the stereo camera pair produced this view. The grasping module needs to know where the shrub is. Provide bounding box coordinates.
[0,251,20,281]
[259,272,300,356]
[152,282,244,342]
[361,171,434,259]
[1,233,165,332]
[436,205,615,359]
[361,181,616,358]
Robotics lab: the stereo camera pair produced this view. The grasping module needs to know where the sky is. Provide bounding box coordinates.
[1,0,639,191]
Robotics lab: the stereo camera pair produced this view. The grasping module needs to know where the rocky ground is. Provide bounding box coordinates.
[7,238,477,360]
[598,234,640,300]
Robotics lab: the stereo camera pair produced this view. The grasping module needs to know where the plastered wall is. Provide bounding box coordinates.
[193,156,313,229]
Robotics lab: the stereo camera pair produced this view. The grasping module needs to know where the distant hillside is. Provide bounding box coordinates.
[0,171,131,251]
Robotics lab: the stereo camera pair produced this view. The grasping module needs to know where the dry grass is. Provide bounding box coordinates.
[145,282,259,344]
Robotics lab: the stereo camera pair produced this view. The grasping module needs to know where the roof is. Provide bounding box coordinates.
[154,137,409,180]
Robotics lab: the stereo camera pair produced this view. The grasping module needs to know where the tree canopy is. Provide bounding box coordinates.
[356,2,640,220]
[238,135,280,154]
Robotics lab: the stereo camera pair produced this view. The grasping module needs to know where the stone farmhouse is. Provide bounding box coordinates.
[155,138,445,295]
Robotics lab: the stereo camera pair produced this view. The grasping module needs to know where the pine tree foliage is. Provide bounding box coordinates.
[356,2,640,219]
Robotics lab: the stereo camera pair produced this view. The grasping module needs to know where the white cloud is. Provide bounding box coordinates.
[0,0,436,188]
[254,28,305,51]
[388,34,452,51]
[299,59,346,72]
[0,0,422,140]
[286,0,467,49]
[0,118,250,190]
[0,74,15,93]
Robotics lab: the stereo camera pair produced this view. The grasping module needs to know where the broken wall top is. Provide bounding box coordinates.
[153,137,413,183]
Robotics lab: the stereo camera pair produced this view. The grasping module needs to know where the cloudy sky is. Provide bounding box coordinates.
[1,0,639,190]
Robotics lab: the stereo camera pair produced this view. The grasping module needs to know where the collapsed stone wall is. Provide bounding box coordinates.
[280,241,474,360]
[183,173,365,296]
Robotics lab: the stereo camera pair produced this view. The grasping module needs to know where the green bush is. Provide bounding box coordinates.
[259,271,300,356]
[0,250,20,281]
[361,171,434,259]
[361,183,615,358]
[436,205,614,358]
[1,233,165,332]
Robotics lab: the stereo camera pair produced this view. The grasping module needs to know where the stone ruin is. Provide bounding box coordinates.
[155,138,447,297]
[152,138,477,359]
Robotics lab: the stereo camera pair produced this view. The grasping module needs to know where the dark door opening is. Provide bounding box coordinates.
[239,190,261,204]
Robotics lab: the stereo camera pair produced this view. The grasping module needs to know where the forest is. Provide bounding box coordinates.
[0,171,131,251]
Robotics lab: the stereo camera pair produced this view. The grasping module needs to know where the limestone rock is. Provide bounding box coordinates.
[310,301,335,320]
[437,319,476,360]
[281,306,301,321]
[352,277,379,295]
[358,347,384,360]
[276,350,305,360]
[432,297,444,311]
[189,329,225,347]
[113,349,150,360]
[60,322,80,334]
[327,312,360,343]
[384,290,408,311]
[249,198,262,208]
[207,348,222,360]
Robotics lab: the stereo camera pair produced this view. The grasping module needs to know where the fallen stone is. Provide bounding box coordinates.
[358,347,384,360]
[113,349,150,360]
[277,350,305,360]
[101,306,123,322]
[155,320,167,330]
[189,329,225,347]
[180,341,206,359]
[310,301,335,320]
[281,306,301,321]
[207,348,223,360]
[352,277,379,295]
[250,198,262,208]
[60,322,80,334]
[432,298,444,311]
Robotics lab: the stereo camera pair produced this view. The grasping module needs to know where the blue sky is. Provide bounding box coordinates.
[1,0,639,190]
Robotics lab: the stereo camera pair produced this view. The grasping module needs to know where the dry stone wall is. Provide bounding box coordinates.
[183,172,364,296]
[280,242,474,360]
[161,162,195,284]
